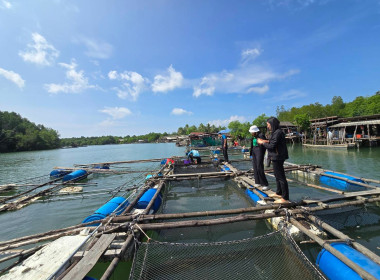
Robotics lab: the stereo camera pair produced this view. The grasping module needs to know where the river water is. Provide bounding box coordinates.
[0,143,379,277]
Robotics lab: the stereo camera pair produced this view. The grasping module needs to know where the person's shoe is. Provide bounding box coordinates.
[274,198,290,204]
[262,186,269,191]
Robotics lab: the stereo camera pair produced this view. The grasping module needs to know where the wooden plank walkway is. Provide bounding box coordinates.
[62,234,116,280]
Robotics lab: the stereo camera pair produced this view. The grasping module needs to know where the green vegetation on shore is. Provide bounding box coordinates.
[1,92,378,152]
[0,111,60,152]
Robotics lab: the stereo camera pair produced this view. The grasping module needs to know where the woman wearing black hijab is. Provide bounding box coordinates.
[257,117,289,203]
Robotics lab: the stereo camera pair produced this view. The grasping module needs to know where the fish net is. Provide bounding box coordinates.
[129,229,326,280]
[173,163,219,174]
[313,203,380,230]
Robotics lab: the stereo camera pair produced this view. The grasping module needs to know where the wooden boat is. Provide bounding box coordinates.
[302,143,356,149]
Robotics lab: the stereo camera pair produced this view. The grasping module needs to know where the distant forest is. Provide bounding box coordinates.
[0,92,379,152]
[0,111,60,152]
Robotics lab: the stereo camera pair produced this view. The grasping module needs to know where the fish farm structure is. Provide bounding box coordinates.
[0,149,379,280]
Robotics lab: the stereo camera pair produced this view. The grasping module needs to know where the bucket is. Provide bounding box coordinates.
[135,189,162,212]
[316,243,380,280]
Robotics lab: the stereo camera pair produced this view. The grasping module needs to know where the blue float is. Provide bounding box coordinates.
[320,172,365,191]
[245,188,268,204]
[62,169,88,182]
[221,165,231,172]
[135,189,162,213]
[82,197,129,225]
[50,169,71,178]
[316,243,380,280]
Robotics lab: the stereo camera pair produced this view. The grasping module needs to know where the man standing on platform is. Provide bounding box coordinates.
[218,132,229,163]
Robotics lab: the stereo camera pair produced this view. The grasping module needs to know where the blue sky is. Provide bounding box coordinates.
[0,0,379,137]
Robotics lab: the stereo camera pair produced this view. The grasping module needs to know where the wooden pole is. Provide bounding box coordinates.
[100,234,133,280]
[320,172,377,189]
[290,218,378,280]
[306,214,380,265]
[142,181,165,215]
[74,158,163,167]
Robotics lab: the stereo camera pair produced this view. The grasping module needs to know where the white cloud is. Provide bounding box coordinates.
[19,33,59,66]
[0,67,25,88]
[171,108,193,116]
[108,70,148,101]
[152,65,183,93]
[241,48,261,63]
[247,84,269,94]
[193,64,298,98]
[44,60,95,94]
[99,107,132,119]
[76,37,113,59]
[276,89,307,101]
[1,0,11,9]
[108,70,118,80]
[208,115,247,127]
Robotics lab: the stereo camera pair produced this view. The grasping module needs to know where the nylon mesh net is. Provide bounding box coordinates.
[313,204,380,230]
[129,230,325,280]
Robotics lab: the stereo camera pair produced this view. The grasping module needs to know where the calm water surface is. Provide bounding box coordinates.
[0,143,379,274]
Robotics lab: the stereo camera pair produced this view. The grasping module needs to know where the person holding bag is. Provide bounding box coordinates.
[257,117,289,203]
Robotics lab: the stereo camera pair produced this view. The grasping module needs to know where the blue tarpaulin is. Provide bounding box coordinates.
[218,129,231,134]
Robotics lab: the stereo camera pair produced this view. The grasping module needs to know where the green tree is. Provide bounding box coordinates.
[294,113,310,131]
[252,114,269,127]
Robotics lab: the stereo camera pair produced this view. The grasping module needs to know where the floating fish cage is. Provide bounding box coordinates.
[0,153,379,280]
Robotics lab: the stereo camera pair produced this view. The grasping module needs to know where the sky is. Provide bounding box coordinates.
[0,0,380,137]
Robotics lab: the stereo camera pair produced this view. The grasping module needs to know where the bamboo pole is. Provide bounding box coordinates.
[136,212,291,230]
[74,158,163,167]
[120,185,149,215]
[319,172,377,189]
[0,245,45,264]
[266,173,344,194]
[290,218,378,280]
[0,177,62,204]
[142,181,165,215]
[111,195,380,223]
[0,173,90,212]
[0,221,97,247]
[0,228,85,252]
[305,214,380,265]
[99,234,134,280]
[319,169,380,185]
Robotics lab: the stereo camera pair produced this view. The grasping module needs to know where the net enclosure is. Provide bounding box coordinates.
[129,229,326,280]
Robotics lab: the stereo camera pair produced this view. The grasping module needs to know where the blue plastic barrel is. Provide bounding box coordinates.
[221,165,231,172]
[245,188,268,204]
[50,169,71,178]
[316,243,380,280]
[320,172,365,191]
[82,197,129,225]
[135,189,162,212]
[63,169,88,182]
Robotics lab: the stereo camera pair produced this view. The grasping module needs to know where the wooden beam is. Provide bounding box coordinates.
[62,234,116,280]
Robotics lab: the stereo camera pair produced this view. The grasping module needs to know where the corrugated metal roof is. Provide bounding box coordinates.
[329,120,380,128]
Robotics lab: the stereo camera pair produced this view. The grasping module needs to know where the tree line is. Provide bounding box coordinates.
[1,92,378,152]
[0,111,60,152]
[227,92,380,140]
